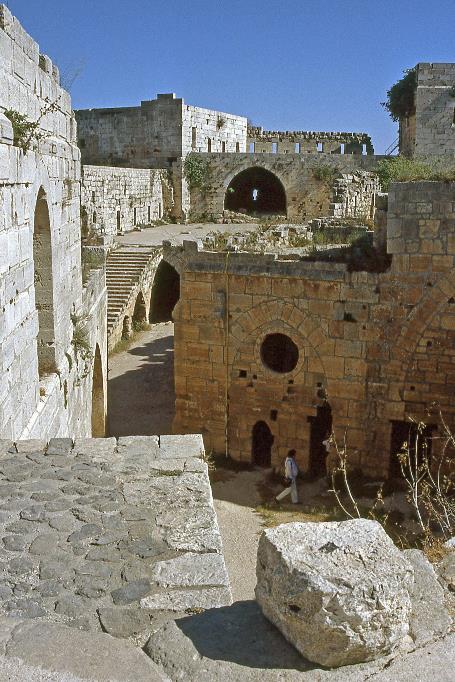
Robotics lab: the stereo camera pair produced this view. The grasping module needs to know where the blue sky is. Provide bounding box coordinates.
[6,0,455,153]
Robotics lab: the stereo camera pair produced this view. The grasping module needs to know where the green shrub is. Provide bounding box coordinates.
[376,157,455,191]
[184,155,210,189]
[4,109,41,151]
[382,69,417,121]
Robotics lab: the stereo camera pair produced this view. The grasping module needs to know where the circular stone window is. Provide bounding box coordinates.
[260,333,299,373]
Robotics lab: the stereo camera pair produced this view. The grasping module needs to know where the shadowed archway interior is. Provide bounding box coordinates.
[251,420,274,467]
[224,167,287,215]
[150,260,180,323]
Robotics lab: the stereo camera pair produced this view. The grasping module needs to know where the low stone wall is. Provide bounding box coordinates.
[0,435,231,640]
[81,165,171,244]
[247,126,374,154]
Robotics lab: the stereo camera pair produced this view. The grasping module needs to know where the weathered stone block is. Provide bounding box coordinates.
[255,520,413,667]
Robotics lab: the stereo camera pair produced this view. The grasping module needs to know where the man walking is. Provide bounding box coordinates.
[276,449,299,504]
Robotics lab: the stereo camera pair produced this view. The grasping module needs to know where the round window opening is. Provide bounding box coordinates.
[260,333,299,373]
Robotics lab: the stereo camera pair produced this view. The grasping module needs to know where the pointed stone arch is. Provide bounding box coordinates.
[91,344,105,437]
[33,187,56,377]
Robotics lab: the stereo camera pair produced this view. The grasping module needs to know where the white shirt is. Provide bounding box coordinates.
[284,457,298,480]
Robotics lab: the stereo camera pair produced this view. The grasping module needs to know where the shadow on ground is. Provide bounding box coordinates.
[108,330,175,437]
[145,600,314,676]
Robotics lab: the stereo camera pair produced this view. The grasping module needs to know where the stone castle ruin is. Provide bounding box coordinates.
[1,3,455,679]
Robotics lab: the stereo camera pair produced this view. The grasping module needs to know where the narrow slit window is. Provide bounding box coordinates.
[207,138,212,152]
[317,142,323,152]
[249,142,255,153]
[272,142,278,153]
[295,142,300,153]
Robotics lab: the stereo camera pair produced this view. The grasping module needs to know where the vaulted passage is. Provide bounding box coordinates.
[149,260,180,323]
[224,167,286,215]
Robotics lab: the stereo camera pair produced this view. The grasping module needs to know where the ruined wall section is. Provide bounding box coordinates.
[247,127,374,155]
[331,172,380,219]
[0,5,107,440]
[187,152,381,221]
[81,166,170,243]
[173,182,455,478]
[414,63,455,156]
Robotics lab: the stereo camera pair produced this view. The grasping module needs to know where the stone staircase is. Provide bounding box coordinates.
[106,247,155,337]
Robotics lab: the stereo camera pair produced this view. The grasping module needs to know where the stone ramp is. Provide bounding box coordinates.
[0,435,231,643]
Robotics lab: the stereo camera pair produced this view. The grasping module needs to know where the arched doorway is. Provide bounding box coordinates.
[252,421,274,467]
[225,167,286,215]
[149,260,180,323]
[33,188,56,377]
[132,291,147,329]
[91,345,105,437]
[308,401,332,477]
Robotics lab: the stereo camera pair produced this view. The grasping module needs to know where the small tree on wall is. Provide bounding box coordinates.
[382,68,417,121]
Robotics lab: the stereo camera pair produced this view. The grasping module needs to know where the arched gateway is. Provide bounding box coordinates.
[225,167,286,215]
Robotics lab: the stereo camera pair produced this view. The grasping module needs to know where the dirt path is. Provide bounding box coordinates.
[211,469,266,601]
[107,322,175,437]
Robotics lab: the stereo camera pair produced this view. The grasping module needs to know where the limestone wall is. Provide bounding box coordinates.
[81,166,170,243]
[0,5,107,440]
[247,127,374,155]
[399,62,455,158]
[76,94,247,168]
[172,181,455,477]
[187,152,382,221]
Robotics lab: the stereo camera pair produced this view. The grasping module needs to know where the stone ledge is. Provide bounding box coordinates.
[0,435,231,644]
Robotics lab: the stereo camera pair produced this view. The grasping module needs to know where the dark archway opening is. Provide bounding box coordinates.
[91,345,105,437]
[33,188,56,377]
[149,260,180,323]
[308,401,332,477]
[132,291,147,330]
[389,420,436,480]
[224,167,286,215]
[252,420,274,467]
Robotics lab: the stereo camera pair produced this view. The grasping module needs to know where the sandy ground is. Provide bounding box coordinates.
[107,322,175,436]
[117,221,259,248]
[211,469,266,601]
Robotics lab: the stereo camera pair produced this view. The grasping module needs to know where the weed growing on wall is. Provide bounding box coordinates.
[312,164,339,184]
[216,116,226,129]
[4,96,62,152]
[184,155,211,189]
[70,311,93,381]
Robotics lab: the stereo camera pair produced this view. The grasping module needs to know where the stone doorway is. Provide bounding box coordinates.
[149,260,180,323]
[251,421,274,467]
[91,345,105,437]
[308,401,332,477]
[224,167,286,215]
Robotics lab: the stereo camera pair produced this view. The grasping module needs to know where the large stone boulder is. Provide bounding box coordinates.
[255,519,413,667]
